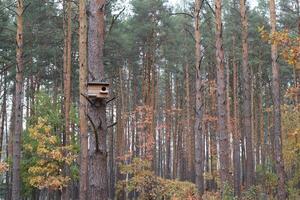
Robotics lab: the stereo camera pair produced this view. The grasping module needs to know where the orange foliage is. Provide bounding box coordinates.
[259,27,300,67]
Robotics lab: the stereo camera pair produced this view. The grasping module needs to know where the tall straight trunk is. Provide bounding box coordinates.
[215,0,231,188]
[62,0,72,199]
[240,0,254,188]
[108,101,115,200]
[184,34,193,181]
[232,36,241,196]
[173,77,180,179]
[165,70,172,179]
[251,68,256,167]
[12,0,24,199]
[151,64,157,172]
[0,73,7,160]
[185,61,194,180]
[194,0,204,194]
[226,60,232,169]
[269,0,287,198]
[87,0,108,199]
[209,80,218,191]
[256,57,263,167]
[79,0,88,199]
[7,89,15,200]
[116,68,125,200]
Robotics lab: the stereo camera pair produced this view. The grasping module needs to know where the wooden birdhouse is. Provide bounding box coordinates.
[87,82,110,99]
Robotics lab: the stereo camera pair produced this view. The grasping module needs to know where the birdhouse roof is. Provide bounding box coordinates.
[88,81,109,86]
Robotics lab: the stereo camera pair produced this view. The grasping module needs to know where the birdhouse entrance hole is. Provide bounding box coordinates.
[87,82,110,99]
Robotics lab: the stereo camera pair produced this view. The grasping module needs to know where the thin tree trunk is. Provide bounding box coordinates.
[194,0,204,194]
[0,73,7,161]
[257,57,263,167]
[269,0,287,198]
[87,0,108,199]
[79,0,88,198]
[232,36,241,197]
[12,0,24,199]
[215,0,231,189]
[116,67,125,200]
[165,70,172,179]
[240,0,254,188]
[62,0,72,198]
[226,60,232,170]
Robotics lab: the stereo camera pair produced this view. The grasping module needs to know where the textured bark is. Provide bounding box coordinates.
[62,0,72,198]
[194,0,204,194]
[87,0,108,199]
[257,57,263,167]
[165,71,172,179]
[79,0,88,199]
[226,60,232,170]
[0,73,7,161]
[269,0,287,198]
[108,103,115,200]
[240,0,254,188]
[215,0,231,188]
[173,78,180,179]
[184,33,193,181]
[12,0,24,199]
[232,36,241,196]
[116,68,125,200]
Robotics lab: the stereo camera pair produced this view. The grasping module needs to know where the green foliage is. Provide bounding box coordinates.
[21,92,78,196]
[117,158,198,200]
[221,183,236,200]
[241,185,262,200]
[256,165,278,195]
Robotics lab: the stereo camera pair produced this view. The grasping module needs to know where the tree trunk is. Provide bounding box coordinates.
[240,0,254,188]
[232,36,241,197]
[165,70,172,179]
[269,0,287,198]
[257,56,263,167]
[62,0,72,198]
[79,0,88,198]
[87,0,108,199]
[0,72,7,161]
[12,0,24,199]
[194,0,204,194]
[215,0,231,188]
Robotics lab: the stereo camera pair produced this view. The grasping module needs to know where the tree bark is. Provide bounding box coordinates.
[194,0,204,194]
[79,0,88,199]
[269,0,287,198]
[62,0,72,198]
[0,72,7,161]
[215,0,231,188]
[165,70,172,179]
[232,36,241,197]
[87,0,108,199]
[12,0,24,199]
[240,0,254,188]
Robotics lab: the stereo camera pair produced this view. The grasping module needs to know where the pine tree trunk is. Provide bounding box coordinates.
[215,0,231,188]
[165,70,172,179]
[257,57,263,167]
[87,0,108,199]
[62,0,72,198]
[79,0,88,198]
[116,68,125,200]
[232,36,241,196]
[194,0,204,194]
[0,73,7,161]
[240,0,254,188]
[12,0,24,199]
[269,0,287,198]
